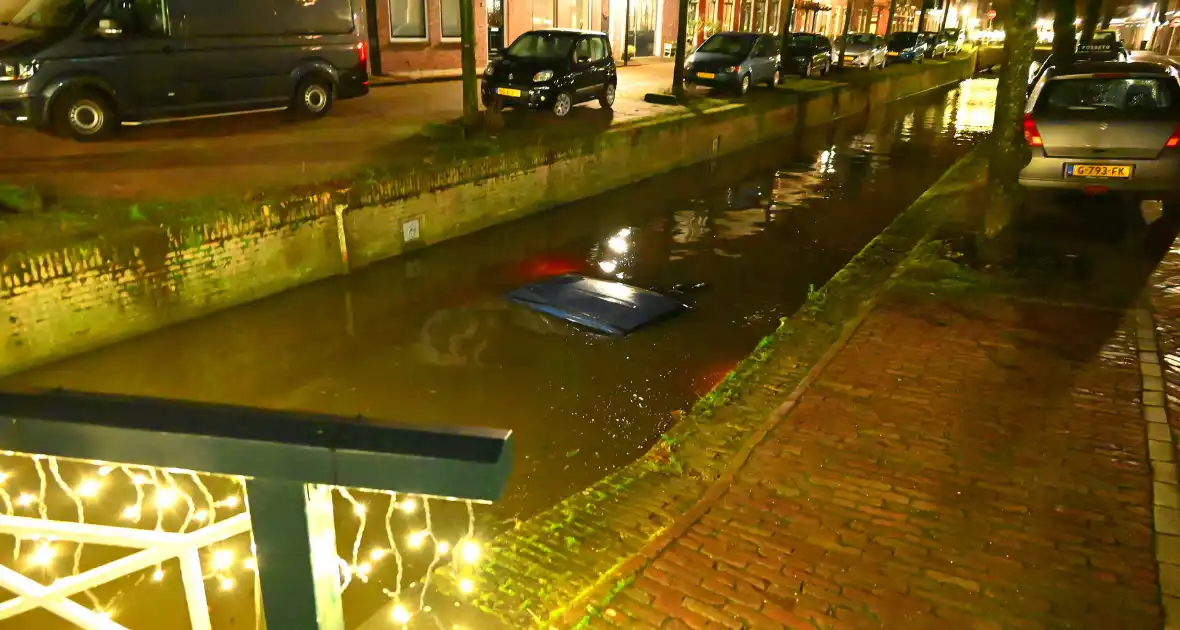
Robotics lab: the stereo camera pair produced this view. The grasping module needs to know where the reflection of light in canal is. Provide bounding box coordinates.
[954,78,999,135]
[815,147,837,175]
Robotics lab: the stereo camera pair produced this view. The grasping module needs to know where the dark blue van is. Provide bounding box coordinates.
[0,0,369,140]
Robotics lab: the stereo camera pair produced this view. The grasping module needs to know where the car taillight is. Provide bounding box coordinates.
[1023,114,1043,147]
[728,65,740,73]
[1166,125,1180,148]
[357,41,368,66]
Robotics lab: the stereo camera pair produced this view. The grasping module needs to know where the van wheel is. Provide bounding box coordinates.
[292,76,334,119]
[52,88,115,141]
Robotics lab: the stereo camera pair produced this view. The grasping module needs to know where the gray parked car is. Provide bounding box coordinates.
[836,33,887,69]
[1020,61,1180,197]
[684,32,782,95]
[0,0,369,141]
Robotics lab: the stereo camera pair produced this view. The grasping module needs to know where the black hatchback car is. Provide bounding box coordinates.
[482,29,617,117]
[0,0,369,141]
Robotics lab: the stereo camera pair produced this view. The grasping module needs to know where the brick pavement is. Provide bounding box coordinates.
[592,294,1162,630]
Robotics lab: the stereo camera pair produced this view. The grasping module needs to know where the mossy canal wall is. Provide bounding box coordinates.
[0,54,977,377]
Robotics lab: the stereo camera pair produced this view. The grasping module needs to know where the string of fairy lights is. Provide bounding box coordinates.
[0,451,485,629]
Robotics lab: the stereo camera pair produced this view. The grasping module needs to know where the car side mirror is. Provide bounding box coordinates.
[97,18,122,37]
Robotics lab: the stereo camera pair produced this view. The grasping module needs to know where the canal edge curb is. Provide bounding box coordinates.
[465,149,992,629]
[1138,297,1180,629]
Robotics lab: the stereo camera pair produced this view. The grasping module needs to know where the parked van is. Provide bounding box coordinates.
[0,0,369,141]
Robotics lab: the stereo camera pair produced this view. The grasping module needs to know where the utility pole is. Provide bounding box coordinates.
[885,0,899,35]
[937,0,951,34]
[460,0,479,126]
[917,0,929,32]
[838,0,854,65]
[673,0,690,98]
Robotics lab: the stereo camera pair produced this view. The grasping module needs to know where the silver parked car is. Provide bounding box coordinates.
[836,33,887,69]
[1020,61,1180,196]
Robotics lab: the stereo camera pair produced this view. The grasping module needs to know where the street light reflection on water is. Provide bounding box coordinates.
[3,79,998,629]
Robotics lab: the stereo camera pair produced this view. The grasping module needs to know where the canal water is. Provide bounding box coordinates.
[0,78,996,630]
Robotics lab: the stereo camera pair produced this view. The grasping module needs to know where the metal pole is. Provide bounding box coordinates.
[673,0,690,97]
[884,0,898,35]
[938,0,951,36]
[623,0,633,64]
[917,0,928,32]
[460,0,479,125]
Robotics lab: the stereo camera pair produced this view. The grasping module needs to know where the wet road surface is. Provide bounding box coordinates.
[3,78,999,527]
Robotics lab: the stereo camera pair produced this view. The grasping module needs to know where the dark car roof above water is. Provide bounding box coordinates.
[525,28,607,36]
[1049,61,1173,77]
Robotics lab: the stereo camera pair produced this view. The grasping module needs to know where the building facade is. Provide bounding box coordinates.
[366,0,961,78]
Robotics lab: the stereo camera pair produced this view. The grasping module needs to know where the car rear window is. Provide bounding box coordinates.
[1035,76,1180,118]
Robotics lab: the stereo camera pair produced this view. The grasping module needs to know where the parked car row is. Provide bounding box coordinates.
[0,0,964,140]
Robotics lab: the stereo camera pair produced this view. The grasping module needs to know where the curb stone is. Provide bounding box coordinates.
[1140,301,1180,630]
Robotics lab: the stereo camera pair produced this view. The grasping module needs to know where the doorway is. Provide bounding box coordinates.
[488,0,505,58]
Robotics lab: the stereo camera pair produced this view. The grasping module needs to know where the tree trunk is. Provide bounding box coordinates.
[1081,0,1101,42]
[1051,0,1076,63]
[838,0,855,64]
[459,0,479,127]
[981,0,1037,257]
[885,0,899,35]
[779,0,796,78]
[673,0,691,98]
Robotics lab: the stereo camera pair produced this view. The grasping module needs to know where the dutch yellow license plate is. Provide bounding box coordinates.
[496,87,522,97]
[887,51,899,56]
[1068,164,1132,178]
[697,72,716,79]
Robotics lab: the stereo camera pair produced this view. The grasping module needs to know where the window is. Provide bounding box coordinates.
[4,0,100,30]
[388,0,426,38]
[1037,77,1180,118]
[574,37,592,61]
[103,0,167,36]
[440,0,460,37]
[589,36,607,61]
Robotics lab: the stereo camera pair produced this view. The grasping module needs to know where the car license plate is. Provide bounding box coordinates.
[496,87,522,98]
[697,72,715,79]
[1067,164,1132,179]
[887,51,899,56]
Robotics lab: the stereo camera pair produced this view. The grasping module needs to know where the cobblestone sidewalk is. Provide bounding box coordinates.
[593,292,1163,629]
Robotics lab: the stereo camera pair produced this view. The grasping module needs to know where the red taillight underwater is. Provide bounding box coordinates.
[1023,113,1043,147]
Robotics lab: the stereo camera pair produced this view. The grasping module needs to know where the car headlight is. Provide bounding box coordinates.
[532,70,553,82]
[484,63,495,76]
[0,61,34,82]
